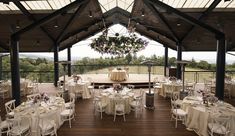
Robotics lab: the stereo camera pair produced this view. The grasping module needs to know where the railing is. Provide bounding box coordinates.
[2,65,235,83]
[71,64,164,75]
[2,71,54,83]
[185,70,235,83]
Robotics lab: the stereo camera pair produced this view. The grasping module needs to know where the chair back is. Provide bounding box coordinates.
[69,93,76,104]
[27,93,40,101]
[56,91,64,98]
[127,84,135,89]
[5,100,16,114]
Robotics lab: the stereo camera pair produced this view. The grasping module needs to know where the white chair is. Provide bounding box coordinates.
[20,82,28,96]
[74,84,83,100]
[127,84,135,91]
[153,82,161,94]
[171,92,182,108]
[65,93,75,109]
[171,97,187,128]
[7,116,31,136]
[108,67,114,77]
[5,100,16,118]
[26,93,40,101]
[87,77,95,97]
[0,116,12,135]
[113,96,126,122]
[0,84,9,100]
[55,90,64,98]
[94,96,107,119]
[130,95,143,118]
[124,67,129,77]
[208,114,231,136]
[60,96,75,128]
[39,111,58,136]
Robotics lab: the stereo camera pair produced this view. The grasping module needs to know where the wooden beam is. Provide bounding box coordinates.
[13,1,55,42]
[180,0,222,42]
[143,0,179,42]
[56,0,89,42]
[12,0,86,37]
[147,0,224,37]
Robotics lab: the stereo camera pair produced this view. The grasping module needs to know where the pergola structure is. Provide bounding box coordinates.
[0,0,234,105]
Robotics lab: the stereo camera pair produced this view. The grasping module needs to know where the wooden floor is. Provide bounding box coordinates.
[57,92,197,136]
[0,83,234,136]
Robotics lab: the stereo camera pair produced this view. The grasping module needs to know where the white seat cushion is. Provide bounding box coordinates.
[61,109,74,116]
[115,104,124,111]
[39,120,55,131]
[208,123,227,134]
[172,109,187,116]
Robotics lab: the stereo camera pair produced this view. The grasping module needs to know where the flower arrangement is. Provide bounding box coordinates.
[113,84,123,93]
[73,75,82,83]
[33,93,49,104]
[89,30,148,55]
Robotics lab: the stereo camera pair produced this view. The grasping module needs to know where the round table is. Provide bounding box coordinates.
[110,69,127,81]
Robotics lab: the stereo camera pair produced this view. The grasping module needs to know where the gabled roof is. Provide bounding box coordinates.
[0,0,234,52]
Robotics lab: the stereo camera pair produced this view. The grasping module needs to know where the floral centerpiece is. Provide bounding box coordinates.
[113,84,123,93]
[73,75,82,83]
[33,93,49,104]
[197,90,210,105]
[89,29,148,55]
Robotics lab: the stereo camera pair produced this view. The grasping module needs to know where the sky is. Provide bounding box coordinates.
[21,24,235,64]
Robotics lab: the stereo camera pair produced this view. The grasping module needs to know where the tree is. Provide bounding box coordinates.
[125,53,132,64]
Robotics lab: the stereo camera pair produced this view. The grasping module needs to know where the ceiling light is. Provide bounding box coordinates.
[54,20,58,28]
[141,9,145,17]
[35,40,40,46]
[177,23,181,26]
[89,11,93,18]
[16,20,20,29]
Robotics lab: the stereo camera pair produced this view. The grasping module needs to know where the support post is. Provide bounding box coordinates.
[0,56,2,80]
[164,46,168,76]
[10,35,21,106]
[176,43,182,79]
[67,47,71,77]
[216,36,226,100]
[54,44,59,87]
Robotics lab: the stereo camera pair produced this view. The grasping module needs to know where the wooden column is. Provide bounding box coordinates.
[215,36,226,100]
[164,46,168,76]
[10,35,21,106]
[54,44,59,87]
[67,47,71,77]
[0,56,2,80]
[176,43,182,79]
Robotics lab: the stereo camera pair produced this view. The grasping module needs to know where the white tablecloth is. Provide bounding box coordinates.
[183,96,235,136]
[110,70,127,81]
[67,80,91,99]
[14,97,65,136]
[101,88,133,115]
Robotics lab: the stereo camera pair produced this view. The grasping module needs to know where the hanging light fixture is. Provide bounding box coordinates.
[141,9,145,17]
[35,40,40,46]
[54,20,59,28]
[89,10,93,18]
[16,20,20,29]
